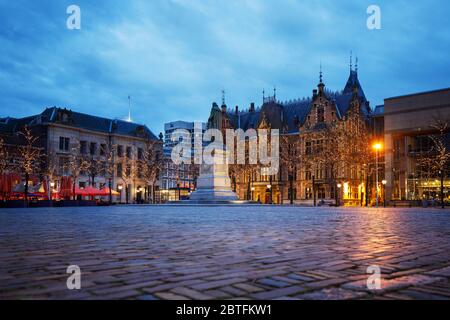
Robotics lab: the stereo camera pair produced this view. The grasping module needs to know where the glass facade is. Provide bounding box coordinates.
[392,133,450,201]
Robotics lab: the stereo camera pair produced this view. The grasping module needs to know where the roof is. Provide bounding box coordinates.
[385,87,450,101]
[373,105,385,116]
[3,107,159,141]
[281,98,312,133]
[228,110,261,130]
[343,70,367,101]
[222,69,371,134]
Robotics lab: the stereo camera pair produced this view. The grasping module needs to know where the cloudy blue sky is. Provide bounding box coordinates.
[0,0,449,134]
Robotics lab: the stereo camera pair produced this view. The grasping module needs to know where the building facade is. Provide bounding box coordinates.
[384,88,450,203]
[207,65,376,205]
[161,121,205,201]
[0,107,162,203]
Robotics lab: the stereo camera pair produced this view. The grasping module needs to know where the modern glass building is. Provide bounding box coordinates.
[384,88,450,203]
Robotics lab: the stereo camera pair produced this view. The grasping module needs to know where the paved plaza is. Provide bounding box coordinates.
[1,206,450,300]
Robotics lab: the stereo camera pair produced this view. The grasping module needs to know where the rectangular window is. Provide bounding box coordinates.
[117,145,124,157]
[317,106,325,123]
[138,148,143,160]
[80,141,87,154]
[305,141,312,155]
[137,164,143,178]
[59,137,70,151]
[100,144,106,156]
[126,146,132,159]
[90,142,97,156]
[117,163,123,178]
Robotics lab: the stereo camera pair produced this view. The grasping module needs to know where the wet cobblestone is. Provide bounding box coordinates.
[1,206,450,300]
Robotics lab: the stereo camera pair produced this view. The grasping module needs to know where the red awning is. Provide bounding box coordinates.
[99,187,120,196]
[83,186,104,196]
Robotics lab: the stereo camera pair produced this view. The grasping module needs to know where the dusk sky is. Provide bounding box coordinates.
[0,0,449,134]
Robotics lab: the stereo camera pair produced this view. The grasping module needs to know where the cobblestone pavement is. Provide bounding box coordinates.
[1,206,450,300]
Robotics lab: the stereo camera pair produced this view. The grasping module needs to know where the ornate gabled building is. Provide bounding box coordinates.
[207,63,374,205]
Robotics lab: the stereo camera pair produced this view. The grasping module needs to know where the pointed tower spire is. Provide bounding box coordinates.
[127,95,132,122]
[350,51,353,72]
[319,62,323,84]
[318,63,325,95]
[221,90,226,106]
[273,86,277,100]
[262,89,265,102]
[355,56,359,73]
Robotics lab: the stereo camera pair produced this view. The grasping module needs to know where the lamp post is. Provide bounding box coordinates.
[117,184,123,204]
[251,187,255,201]
[267,184,272,204]
[268,175,273,204]
[382,180,387,207]
[373,143,382,208]
[49,181,55,201]
[312,175,316,207]
[337,183,342,207]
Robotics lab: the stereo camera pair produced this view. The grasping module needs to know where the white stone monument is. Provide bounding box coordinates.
[188,149,239,203]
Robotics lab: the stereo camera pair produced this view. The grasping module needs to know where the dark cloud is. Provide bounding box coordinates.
[0,0,449,133]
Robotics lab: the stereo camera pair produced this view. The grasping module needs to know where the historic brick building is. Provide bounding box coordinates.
[207,64,374,205]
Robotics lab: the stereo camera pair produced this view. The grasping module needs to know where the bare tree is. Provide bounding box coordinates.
[16,126,43,205]
[0,137,9,176]
[419,118,450,208]
[104,144,117,204]
[86,155,102,187]
[341,109,372,206]
[228,135,259,201]
[280,134,301,204]
[42,150,58,201]
[302,120,345,206]
[120,150,137,204]
[68,139,90,200]
[140,141,163,203]
[0,137,10,200]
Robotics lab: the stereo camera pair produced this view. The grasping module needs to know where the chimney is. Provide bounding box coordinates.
[249,102,255,112]
[235,106,239,115]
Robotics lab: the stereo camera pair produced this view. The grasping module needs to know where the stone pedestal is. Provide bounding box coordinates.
[188,149,239,203]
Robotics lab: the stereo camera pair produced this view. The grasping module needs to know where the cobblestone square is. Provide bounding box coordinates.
[1,206,450,300]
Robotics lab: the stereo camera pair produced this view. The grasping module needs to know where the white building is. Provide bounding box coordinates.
[2,107,163,203]
[161,121,205,198]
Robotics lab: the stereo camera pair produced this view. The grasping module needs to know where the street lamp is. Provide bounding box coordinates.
[251,187,255,201]
[382,180,387,207]
[373,142,383,208]
[50,182,55,188]
[267,184,272,204]
[337,183,342,207]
